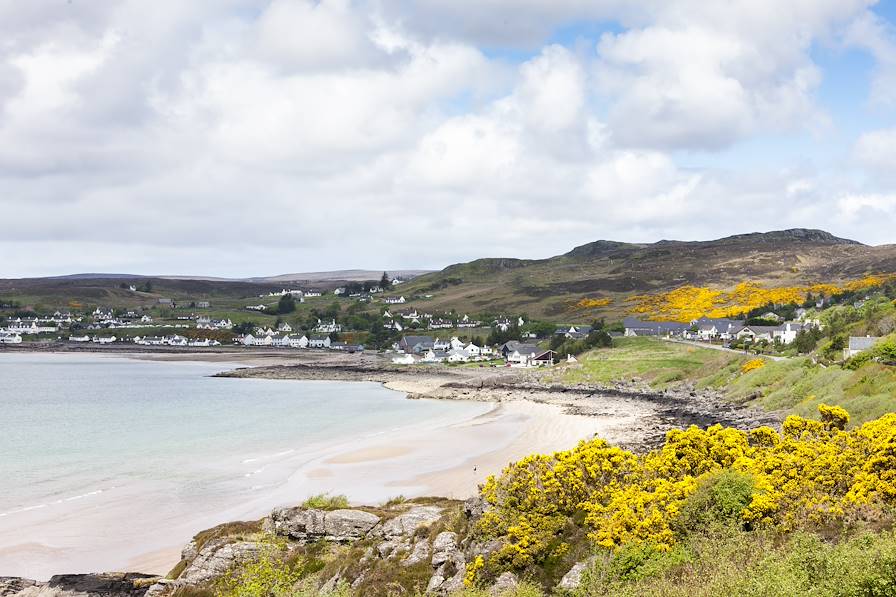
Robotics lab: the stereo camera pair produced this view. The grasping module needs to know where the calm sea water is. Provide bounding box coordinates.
[0,352,486,517]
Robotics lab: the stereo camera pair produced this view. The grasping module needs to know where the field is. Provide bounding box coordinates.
[544,337,748,388]
[543,337,896,426]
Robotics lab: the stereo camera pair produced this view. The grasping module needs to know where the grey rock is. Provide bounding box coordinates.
[441,567,466,594]
[463,496,487,520]
[425,574,446,593]
[0,578,38,596]
[428,532,466,594]
[376,539,409,559]
[319,573,341,594]
[557,556,597,591]
[0,574,158,597]
[177,539,262,586]
[380,506,443,539]
[179,540,199,562]
[491,572,519,593]
[268,508,380,543]
[402,540,431,567]
[430,532,459,567]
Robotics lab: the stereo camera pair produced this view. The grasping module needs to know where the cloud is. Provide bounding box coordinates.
[855,127,896,174]
[0,0,894,277]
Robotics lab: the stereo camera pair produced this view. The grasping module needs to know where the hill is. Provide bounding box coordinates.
[398,229,896,321]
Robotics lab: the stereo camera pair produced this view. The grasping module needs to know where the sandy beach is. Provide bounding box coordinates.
[0,351,640,580]
[122,398,634,576]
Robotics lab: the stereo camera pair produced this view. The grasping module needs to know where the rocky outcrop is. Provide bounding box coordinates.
[0,578,38,596]
[426,531,466,594]
[267,507,381,543]
[379,505,443,539]
[177,539,264,586]
[0,574,157,597]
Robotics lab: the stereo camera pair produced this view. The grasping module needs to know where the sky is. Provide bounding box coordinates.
[3,1,896,278]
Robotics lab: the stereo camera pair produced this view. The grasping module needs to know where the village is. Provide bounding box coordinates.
[0,278,888,364]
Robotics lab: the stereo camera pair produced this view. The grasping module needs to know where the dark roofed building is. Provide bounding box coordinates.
[623,317,689,337]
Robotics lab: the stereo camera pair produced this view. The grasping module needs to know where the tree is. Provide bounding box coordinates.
[277,294,296,315]
[233,321,256,335]
[380,271,391,288]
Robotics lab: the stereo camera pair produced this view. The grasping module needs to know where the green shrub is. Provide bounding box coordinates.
[674,470,755,534]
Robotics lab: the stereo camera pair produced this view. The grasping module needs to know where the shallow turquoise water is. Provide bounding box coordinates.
[0,352,484,515]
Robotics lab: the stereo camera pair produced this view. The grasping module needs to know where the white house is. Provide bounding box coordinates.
[288,335,309,349]
[384,296,406,304]
[94,336,117,344]
[773,322,804,345]
[446,349,470,363]
[464,343,482,358]
[241,334,257,346]
[69,335,91,343]
[271,335,291,347]
[449,337,465,351]
[313,319,341,333]
[846,336,880,358]
[0,332,22,344]
[305,290,322,297]
[308,335,331,349]
[433,338,451,351]
[392,353,416,365]
[457,314,481,328]
[167,335,188,347]
[421,349,445,363]
[277,322,293,333]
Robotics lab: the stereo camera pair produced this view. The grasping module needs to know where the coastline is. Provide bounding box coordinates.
[0,348,780,581]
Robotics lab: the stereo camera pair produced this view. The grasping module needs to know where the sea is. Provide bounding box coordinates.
[0,352,492,579]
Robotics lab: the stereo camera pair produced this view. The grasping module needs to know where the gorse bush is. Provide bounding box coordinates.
[476,405,896,578]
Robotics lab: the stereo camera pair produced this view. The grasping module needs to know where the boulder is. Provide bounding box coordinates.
[557,557,597,591]
[402,540,431,567]
[379,506,443,539]
[0,577,38,596]
[375,538,409,559]
[427,532,466,594]
[177,539,263,586]
[463,496,487,520]
[268,508,380,543]
[0,574,158,597]
[491,572,519,594]
[430,532,460,567]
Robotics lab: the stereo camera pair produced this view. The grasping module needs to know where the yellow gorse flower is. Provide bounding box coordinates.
[476,405,896,573]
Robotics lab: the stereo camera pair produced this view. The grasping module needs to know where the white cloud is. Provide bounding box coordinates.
[0,1,894,277]
[855,127,896,174]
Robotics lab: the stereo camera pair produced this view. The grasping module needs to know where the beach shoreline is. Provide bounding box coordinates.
[0,348,780,581]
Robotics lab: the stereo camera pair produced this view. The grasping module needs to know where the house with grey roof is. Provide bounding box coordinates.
[399,335,435,354]
[623,317,689,337]
[846,336,880,358]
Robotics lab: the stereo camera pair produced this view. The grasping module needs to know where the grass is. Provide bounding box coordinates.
[544,337,747,389]
[571,528,896,597]
[726,357,896,425]
[541,337,896,426]
[301,493,350,510]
